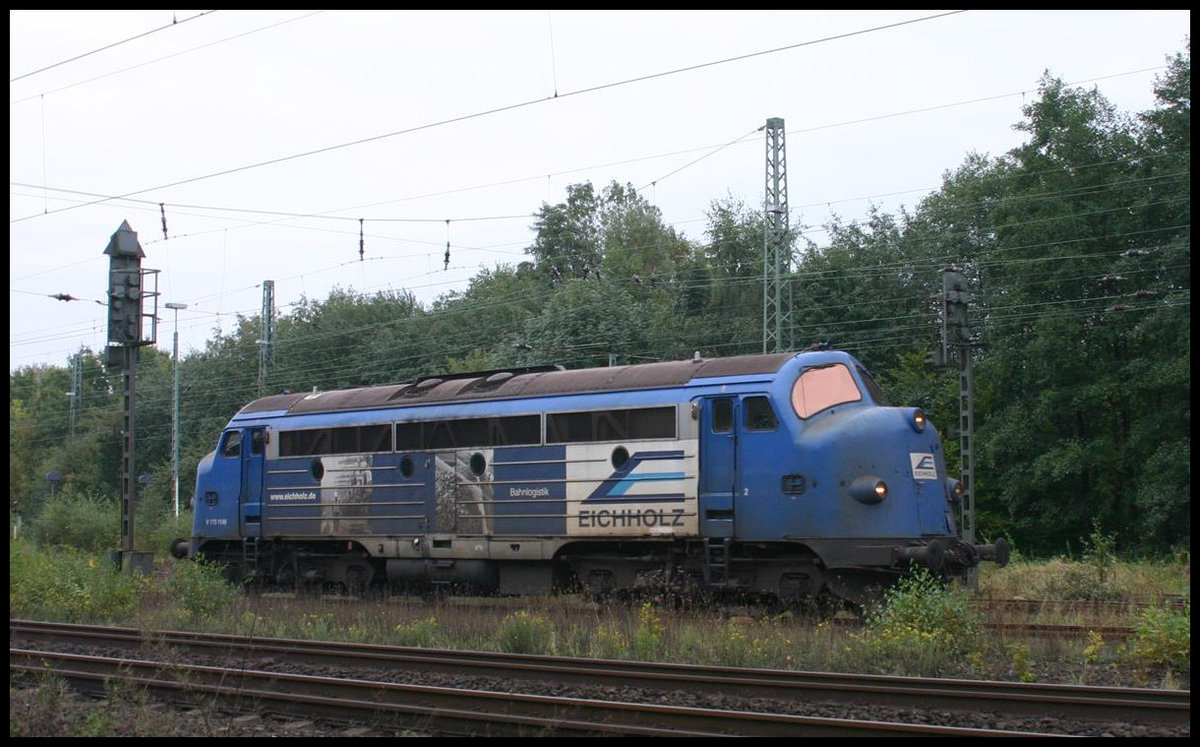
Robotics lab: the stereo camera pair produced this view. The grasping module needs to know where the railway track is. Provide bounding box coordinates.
[822,616,1136,640]
[985,621,1135,640]
[973,596,1187,640]
[13,646,1071,737]
[977,596,1187,615]
[11,619,1190,731]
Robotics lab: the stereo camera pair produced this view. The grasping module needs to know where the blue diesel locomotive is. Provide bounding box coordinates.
[173,348,1009,607]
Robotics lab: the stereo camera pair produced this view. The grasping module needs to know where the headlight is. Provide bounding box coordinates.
[850,475,888,504]
[946,478,964,503]
[911,408,927,432]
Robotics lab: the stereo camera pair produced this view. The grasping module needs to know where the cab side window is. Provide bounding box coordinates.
[744,396,778,431]
[220,431,242,458]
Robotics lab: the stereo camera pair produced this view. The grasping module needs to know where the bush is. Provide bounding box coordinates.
[868,568,982,653]
[30,490,120,553]
[9,538,143,622]
[848,567,983,675]
[165,555,238,621]
[139,508,194,558]
[26,485,188,558]
[980,553,1189,603]
[1032,560,1124,601]
[1126,603,1190,672]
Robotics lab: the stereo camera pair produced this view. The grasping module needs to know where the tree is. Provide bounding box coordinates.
[950,63,1190,553]
[599,181,691,284]
[518,279,648,368]
[527,182,604,281]
[791,206,938,374]
[272,287,423,390]
[426,262,550,373]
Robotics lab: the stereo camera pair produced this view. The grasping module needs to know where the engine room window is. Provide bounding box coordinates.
[547,406,676,443]
[280,429,330,457]
[280,424,393,457]
[394,415,541,451]
[791,364,863,419]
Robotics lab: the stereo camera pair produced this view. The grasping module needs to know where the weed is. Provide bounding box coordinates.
[715,620,771,667]
[1082,630,1105,665]
[393,616,441,647]
[83,708,116,737]
[1083,521,1119,588]
[631,602,663,660]
[496,610,556,654]
[10,674,73,737]
[594,623,630,659]
[1007,642,1037,682]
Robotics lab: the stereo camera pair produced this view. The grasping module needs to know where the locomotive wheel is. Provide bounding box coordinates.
[785,590,842,620]
[344,564,372,597]
[220,561,243,585]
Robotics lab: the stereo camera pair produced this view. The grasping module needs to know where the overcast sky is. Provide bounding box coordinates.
[9,9,1190,372]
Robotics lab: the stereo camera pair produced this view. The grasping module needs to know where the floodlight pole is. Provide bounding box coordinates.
[165,302,188,517]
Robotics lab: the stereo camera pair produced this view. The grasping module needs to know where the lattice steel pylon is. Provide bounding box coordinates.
[259,279,275,397]
[762,117,791,353]
[70,349,83,437]
[942,269,976,548]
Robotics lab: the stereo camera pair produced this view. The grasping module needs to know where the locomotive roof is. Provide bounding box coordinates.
[240,351,799,416]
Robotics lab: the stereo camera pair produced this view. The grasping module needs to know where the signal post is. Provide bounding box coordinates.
[104,221,158,574]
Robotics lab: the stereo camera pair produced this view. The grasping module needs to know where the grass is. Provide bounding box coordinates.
[978,556,1189,604]
[13,507,1189,736]
[9,531,1191,689]
[9,541,1191,737]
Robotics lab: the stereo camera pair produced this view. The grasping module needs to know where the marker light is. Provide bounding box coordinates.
[911,409,927,432]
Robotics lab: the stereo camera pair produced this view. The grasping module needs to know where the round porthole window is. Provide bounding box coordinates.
[469,452,487,476]
[611,446,629,470]
[311,458,324,481]
[400,455,414,478]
